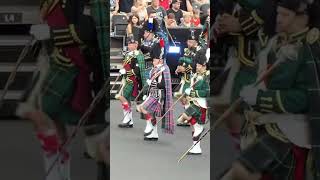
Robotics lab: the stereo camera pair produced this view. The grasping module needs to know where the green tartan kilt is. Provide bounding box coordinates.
[185,103,204,124]
[123,81,134,101]
[231,68,257,102]
[41,59,81,125]
[238,125,295,179]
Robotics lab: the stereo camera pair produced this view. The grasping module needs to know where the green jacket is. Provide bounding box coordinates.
[255,28,313,114]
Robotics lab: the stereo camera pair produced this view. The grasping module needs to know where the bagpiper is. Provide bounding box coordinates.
[138,17,162,122]
[175,30,199,126]
[212,0,277,150]
[116,36,146,128]
[15,0,108,179]
[137,39,174,141]
[140,17,162,57]
[177,51,210,155]
[220,0,320,179]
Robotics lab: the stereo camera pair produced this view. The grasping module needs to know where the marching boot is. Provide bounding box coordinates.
[118,109,133,128]
[144,120,154,136]
[192,122,204,139]
[144,125,158,141]
[144,119,158,141]
[144,114,154,136]
[188,141,202,155]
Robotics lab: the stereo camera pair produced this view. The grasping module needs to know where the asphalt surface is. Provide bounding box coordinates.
[0,102,237,180]
[211,126,239,180]
[0,120,96,180]
[110,100,210,180]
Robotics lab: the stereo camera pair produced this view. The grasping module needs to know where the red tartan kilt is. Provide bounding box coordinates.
[142,96,162,117]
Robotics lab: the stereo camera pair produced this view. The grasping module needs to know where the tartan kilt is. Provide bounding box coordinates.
[238,125,295,179]
[122,81,135,101]
[185,103,205,124]
[142,96,161,117]
[41,59,81,125]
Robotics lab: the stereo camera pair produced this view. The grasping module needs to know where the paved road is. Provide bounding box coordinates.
[0,120,96,179]
[211,126,239,180]
[0,103,238,180]
[110,100,210,180]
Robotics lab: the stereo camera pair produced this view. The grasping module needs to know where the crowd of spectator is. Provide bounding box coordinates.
[110,0,210,40]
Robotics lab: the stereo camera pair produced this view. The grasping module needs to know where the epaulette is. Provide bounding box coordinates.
[306,28,320,45]
[239,10,264,37]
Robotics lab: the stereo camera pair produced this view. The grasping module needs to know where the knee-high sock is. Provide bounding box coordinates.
[36,129,64,180]
[59,146,71,180]
[122,102,132,123]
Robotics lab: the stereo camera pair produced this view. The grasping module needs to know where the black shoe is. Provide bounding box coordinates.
[187,152,202,155]
[177,122,190,127]
[118,120,133,128]
[144,137,158,141]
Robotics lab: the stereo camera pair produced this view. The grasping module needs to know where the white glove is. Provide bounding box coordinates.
[30,24,50,40]
[239,85,259,105]
[146,79,152,86]
[143,95,147,100]
[119,69,126,75]
[185,88,191,95]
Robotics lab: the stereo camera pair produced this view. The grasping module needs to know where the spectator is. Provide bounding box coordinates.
[131,0,148,22]
[167,0,183,24]
[126,14,141,39]
[159,0,170,10]
[199,3,210,16]
[147,0,168,27]
[119,0,134,13]
[180,12,193,27]
[191,8,201,27]
[166,13,178,27]
[111,0,120,15]
[179,0,193,12]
